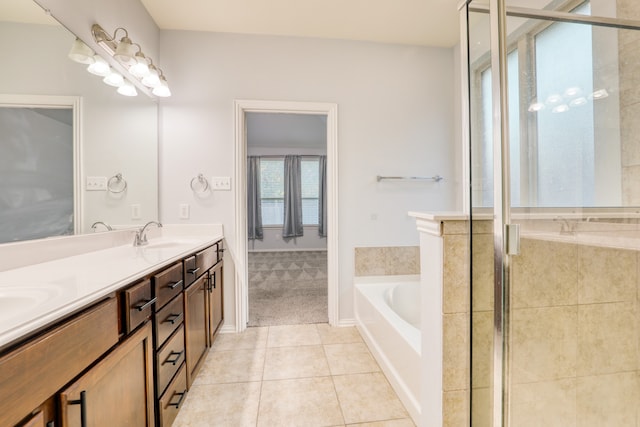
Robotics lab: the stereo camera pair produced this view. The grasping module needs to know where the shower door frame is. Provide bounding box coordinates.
[463,2,640,426]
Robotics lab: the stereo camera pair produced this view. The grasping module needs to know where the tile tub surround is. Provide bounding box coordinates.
[0,224,223,349]
[172,323,415,426]
[411,211,640,427]
[354,246,420,276]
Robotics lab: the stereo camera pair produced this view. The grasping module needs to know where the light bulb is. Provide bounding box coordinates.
[117,81,138,96]
[87,55,110,76]
[103,70,124,87]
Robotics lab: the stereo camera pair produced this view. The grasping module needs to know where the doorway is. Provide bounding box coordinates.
[234,100,339,332]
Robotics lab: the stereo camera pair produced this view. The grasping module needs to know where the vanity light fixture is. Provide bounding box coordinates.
[152,74,171,97]
[91,23,171,97]
[103,70,124,87]
[87,55,111,76]
[68,38,95,64]
[117,81,138,97]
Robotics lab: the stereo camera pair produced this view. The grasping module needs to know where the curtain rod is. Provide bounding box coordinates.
[248,155,325,159]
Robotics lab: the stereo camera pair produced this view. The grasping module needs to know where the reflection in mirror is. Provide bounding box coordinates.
[0,2,158,243]
[0,106,74,243]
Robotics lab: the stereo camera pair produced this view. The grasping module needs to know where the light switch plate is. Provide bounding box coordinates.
[86,176,107,191]
[211,176,231,191]
[179,204,190,219]
[131,204,141,220]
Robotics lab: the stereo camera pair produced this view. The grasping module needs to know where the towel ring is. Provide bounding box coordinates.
[107,173,127,193]
[190,173,209,193]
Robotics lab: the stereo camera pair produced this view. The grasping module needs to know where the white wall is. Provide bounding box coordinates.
[158,31,459,325]
[0,22,158,233]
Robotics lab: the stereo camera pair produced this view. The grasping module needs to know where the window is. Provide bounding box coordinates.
[259,157,321,226]
[472,1,600,208]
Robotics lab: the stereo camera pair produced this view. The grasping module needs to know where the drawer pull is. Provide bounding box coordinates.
[168,390,187,409]
[164,350,184,366]
[168,279,183,290]
[164,313,183,325]
[68,390,87,427]
[134,297,157,311]
[187,267,200,275]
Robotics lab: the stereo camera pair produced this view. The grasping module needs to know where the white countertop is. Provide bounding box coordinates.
[0,225,223,350]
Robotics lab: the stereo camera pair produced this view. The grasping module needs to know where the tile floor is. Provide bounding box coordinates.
[173,323,415,427]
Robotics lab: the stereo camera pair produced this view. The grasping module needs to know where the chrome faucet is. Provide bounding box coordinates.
[554,216,575,235]
[134,221,163,246]
[91,221,113,231]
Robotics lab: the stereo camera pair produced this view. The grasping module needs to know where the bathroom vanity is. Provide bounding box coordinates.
[0,227,224,427]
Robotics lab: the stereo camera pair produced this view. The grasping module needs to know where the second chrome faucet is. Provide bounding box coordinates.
[134,221,163,246]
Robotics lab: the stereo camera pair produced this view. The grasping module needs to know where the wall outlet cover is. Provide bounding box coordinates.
[179,204,190,219]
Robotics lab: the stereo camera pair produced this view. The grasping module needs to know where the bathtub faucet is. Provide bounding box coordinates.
[554,216,575,235]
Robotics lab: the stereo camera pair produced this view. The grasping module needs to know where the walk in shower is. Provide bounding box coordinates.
[464,0,640,425]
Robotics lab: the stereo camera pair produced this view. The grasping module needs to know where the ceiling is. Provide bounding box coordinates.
[140,0,461,47]
[2,0,460,47]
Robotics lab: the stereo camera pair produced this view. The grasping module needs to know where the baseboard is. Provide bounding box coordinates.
[336,318,356,327]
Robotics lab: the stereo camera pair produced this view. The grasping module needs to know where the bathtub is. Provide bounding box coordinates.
[354,275,421,423]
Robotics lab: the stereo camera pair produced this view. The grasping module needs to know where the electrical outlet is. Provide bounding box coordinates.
[86,176,107,191]
[131,204,141,219]
[179,204,190,219]
[211,176,231,191]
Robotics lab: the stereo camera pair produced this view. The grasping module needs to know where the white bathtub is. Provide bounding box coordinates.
[354,275,421,424]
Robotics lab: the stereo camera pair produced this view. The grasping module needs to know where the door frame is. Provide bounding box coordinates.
[233,99,339,331]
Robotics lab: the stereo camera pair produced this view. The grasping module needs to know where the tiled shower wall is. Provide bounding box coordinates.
[467,221,640,426]
[354,246,420,276]
[618,0,640,204]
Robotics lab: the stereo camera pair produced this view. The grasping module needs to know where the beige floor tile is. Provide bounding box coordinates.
[263,345,331,380]
[173,381,261,427]
[347,419,415,427]
[267,324,322,347]
[212,327,268,351]
[333,372,409,424]
[258,377,344,426]
[192,348,266,385]
[324,343,380,375]
[317,324,364,344]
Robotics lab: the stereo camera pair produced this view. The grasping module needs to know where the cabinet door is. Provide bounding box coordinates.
[207,262,224,345]
[59,322,155,427]
[184,275,208,388]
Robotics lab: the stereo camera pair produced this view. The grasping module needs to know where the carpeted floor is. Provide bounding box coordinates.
[248,250,328,327]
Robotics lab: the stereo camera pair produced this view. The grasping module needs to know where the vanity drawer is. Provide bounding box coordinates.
[183,255,197,287]
[158,363,187,427]
[156,324,186,397]
[195,244,217,274]
[0,297,118,427]
[155,293,184,349]
[153,262,184,310]
[123,279,154,333]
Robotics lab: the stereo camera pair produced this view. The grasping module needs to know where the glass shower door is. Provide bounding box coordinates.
[467,1,640,425]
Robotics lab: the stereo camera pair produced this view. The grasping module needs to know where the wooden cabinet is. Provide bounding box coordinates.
[207,262,224,345]
[184,274,208,388]
[59,322,155,427]
[1,238,223,427]
[123,279,154,334]
[157,364,187,427]
[0,297,118,427]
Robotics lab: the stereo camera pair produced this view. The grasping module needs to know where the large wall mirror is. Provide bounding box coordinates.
[0,1,158,244]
